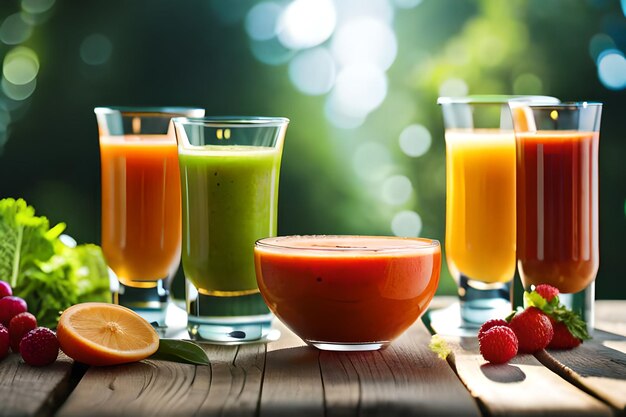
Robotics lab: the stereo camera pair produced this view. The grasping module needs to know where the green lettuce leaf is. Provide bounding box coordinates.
[0,198,61,288]
[0,198,111,328]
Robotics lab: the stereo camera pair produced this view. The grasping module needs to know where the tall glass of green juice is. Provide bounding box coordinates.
[173,117,288,342]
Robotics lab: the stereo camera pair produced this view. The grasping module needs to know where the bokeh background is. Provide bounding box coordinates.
[0,0,624,298]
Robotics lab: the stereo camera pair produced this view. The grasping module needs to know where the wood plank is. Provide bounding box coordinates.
[595,300,626,337]
[535,329,626,414]
[319,321,481,417]
[446,335,613,416]
[0,352,74,417]
[194,343,266,417]
[259,321,325,417]
[56,357,201,416]
[57,341,267,417]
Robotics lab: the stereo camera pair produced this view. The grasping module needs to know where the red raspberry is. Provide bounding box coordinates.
[547,319,582,350]
[9,312,37,353]
[0,296,28,326]
[479,326,518,364]
[478,319,509,340]
[0,280,12,298]
[0,324,9,360]
[19,327,59,366]
[509,307,554,353]
[534,284,559,302]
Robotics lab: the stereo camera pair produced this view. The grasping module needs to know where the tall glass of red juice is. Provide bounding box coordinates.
[510,102,602,328]
[95,107,204,327]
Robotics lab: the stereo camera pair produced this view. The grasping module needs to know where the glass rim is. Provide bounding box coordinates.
[508,101,603,109]
[172,116,290,128]
[94,106,205,116]
[437,95,560,105]
[254,235,440,253]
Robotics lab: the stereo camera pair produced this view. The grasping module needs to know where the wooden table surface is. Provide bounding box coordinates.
[1,298,624,417]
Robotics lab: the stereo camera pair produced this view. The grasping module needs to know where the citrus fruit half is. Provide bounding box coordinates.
[57,302,159,366]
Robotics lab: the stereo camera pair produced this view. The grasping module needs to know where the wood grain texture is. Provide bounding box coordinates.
[536,330,626,414]
[259,321,325,417]
[320,322,480,417]
[56,342,266,417]
[446,336,614,417]
[0,352,74,417]
[261,318,479,417]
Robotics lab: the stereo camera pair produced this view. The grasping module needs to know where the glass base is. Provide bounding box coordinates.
[560,282,594,333]
[459,275,512,327]
[113,278,169,330]
[307,341,387,351]
[186,279,273,343]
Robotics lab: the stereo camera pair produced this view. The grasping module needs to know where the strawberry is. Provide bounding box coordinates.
[479,326,518,364]
[0,324,9,360]
[534,284,559,303]
[524,285,590,347]
[548,318,582,350]
[509,307,554,353]
[19,327,59,366]
[9,312,37,353]
[0,280,12,298]
[478,319,509,340]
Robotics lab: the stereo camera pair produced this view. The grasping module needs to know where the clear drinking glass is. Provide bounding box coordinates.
[173,116,288,343]
[95,106,204,327]
[437,95,559,326]
[510,102,602,329]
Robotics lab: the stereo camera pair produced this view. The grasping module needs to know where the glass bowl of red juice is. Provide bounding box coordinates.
[254,235,441,351]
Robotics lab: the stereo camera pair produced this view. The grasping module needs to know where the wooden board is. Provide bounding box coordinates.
[595,300,626,337]
[259,319,479,417]
[445,335,614,416]
[56,342,266,417]
[0,351,74,417]
[259,321,324,417]
[319,322,481,417]
[535,330,626,414]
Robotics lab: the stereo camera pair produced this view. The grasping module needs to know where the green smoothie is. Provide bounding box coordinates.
[179,145,281,294]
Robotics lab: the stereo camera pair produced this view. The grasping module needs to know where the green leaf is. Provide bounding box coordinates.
[0,198,56,288]
[524,291,547,310]
[505,309,518,322]
[150,339,209,366]
[551,307,591,340]
[0,198,112,329]
[429,335,451,360]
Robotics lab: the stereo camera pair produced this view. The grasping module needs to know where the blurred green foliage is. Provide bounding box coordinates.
[0,0,624,299]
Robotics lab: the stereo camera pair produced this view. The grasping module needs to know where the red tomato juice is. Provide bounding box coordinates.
[254,236,441,344]
[516,131,599,293]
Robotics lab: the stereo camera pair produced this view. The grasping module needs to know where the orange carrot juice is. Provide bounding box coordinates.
[100,135,181,287]
[255,236,441,347]
[445,129,516,283]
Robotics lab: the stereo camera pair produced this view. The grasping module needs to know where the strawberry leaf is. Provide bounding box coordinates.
[505,309,518,322]
[524,291,547,310]
[550,307,591,340]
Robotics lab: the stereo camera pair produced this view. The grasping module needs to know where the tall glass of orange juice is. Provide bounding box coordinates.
[437,96,558,326]
[95,107,204,327]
